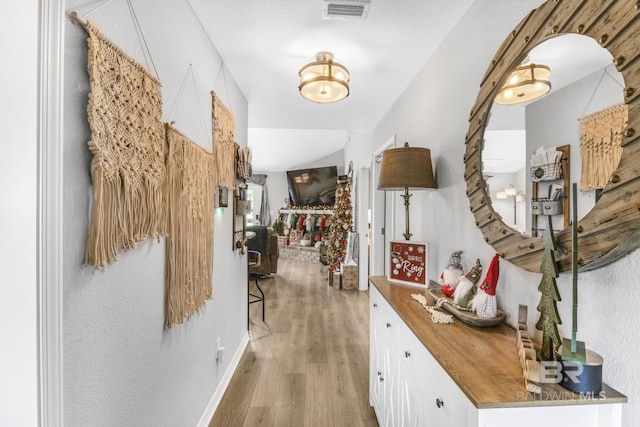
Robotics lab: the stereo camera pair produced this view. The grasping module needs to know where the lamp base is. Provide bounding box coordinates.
[401,188,412,241]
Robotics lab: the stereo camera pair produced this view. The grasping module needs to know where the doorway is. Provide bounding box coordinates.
[369,136,396,277]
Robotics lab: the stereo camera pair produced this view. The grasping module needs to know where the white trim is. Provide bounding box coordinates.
[196,332,250,427]
[370,135,396,276]
[357,163,370,291]
[38,0,65,425]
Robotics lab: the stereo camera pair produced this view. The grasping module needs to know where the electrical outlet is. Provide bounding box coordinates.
[215,337,225,363]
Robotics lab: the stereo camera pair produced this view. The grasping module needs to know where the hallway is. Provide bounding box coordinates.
[209,258,377,426]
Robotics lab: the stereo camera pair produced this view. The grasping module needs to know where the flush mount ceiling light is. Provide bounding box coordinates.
[299,51,350,103]
[494,63,551,105]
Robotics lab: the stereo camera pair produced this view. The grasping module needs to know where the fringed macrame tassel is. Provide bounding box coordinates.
[580,103,628,190]
[165,125,215,327]
[83,19,166,268]
[211,91,236,190]
[87,168,121,266]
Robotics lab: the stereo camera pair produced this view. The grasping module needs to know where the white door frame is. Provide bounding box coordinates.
[370,136,396,276]
[38,0,65,425]
[356,162,370,290]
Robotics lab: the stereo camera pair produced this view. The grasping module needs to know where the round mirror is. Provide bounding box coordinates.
[465,0,640,273]
[483,34,625,237]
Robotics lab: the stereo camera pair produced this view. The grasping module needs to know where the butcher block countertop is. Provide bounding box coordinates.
[369,276,627,409]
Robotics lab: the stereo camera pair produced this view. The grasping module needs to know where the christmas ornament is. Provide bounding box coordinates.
[326,178,353,270]
[297,214,306,231]
[439,250,464,297]
[535,215,562,361]
[452,258,482,309]
[470,253,500,318]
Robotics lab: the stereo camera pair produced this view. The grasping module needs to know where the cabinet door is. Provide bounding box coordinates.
[424,362,469,427]
[369,287,388,425]
[380,344,398,427]
[370,318,383,414]
[398,320,434,385]
[370,286,400,427]
[399,360,428,427]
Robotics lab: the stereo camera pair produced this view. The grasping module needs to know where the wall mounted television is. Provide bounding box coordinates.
[287,166,338,207]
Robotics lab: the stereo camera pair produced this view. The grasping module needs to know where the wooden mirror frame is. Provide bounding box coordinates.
[465,0,640,273]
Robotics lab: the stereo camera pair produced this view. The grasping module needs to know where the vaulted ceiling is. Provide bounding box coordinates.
[188,0,477,171]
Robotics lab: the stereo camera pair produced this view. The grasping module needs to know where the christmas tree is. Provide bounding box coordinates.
[327,177,353,271]
[535,215,562,361]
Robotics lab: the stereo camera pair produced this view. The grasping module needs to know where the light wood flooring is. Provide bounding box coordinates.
[209,257,378,427]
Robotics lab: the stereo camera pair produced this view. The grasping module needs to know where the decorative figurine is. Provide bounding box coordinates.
[439,250,464,297]
[471,253,500,318]
[452,259,482,309]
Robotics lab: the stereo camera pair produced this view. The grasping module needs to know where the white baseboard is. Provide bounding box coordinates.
[196,332,250,427]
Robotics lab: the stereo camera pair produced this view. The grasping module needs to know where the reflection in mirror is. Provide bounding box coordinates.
[482,34,625,237]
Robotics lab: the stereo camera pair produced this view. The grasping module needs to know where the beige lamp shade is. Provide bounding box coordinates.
[377,143,437,190]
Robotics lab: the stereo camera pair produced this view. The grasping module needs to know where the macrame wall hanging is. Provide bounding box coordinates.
[82,20,166,268]
[579,103,628,190]
[236,145,253,182]
[211,91,236,190]
[165,124,216,327]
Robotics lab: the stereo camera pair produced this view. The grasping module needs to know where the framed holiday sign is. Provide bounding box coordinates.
[388,241,428,288]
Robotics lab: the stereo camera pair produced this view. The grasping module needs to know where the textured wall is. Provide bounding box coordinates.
[346,0,640,425]
[0,2,39,425]
[63,0,248,425]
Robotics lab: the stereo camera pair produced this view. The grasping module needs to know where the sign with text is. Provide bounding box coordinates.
[388,241,428,287]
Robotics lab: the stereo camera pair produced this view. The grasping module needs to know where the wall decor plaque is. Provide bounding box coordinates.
[388,241,428,288]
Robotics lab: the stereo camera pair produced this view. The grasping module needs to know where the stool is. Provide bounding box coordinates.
[248,250,265,321]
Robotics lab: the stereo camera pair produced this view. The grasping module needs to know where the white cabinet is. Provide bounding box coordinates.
[398,360,427,427]
[369,279,625,427]
[371,285,471,427]
[397,317,469,427]
[370,285,399,426]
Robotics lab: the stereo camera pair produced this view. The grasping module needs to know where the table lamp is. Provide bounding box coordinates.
[377,142,437,240]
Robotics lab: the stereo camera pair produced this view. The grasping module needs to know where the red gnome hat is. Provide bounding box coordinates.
[465,259,483,286]
[479,254,500,296]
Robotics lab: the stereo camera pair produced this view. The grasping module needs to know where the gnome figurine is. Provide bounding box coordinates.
[440,250,464,298]
[471,253,500,318]
[452,259,483,310]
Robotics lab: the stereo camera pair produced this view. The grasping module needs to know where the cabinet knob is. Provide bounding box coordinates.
[404,351,411,358]
[377,371,382,376]
[436,398,444,408]
[373,303,378,308]
[386,322,391,328]
[379,377,384,382]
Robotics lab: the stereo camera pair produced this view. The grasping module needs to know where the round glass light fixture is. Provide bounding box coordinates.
[494,63,551,105]
[299,51,350,103]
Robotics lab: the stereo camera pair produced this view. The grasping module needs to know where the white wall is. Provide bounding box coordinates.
[63,1,248,425]
[254,171,289,221]
[294,149,345,174]
[487,171,526,231]
[0,1,39,425]
[345,0,640,425]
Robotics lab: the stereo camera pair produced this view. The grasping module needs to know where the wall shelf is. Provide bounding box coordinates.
[530,144,570,238]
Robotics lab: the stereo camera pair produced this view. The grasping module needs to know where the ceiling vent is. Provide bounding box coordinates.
[323,0,371,20]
